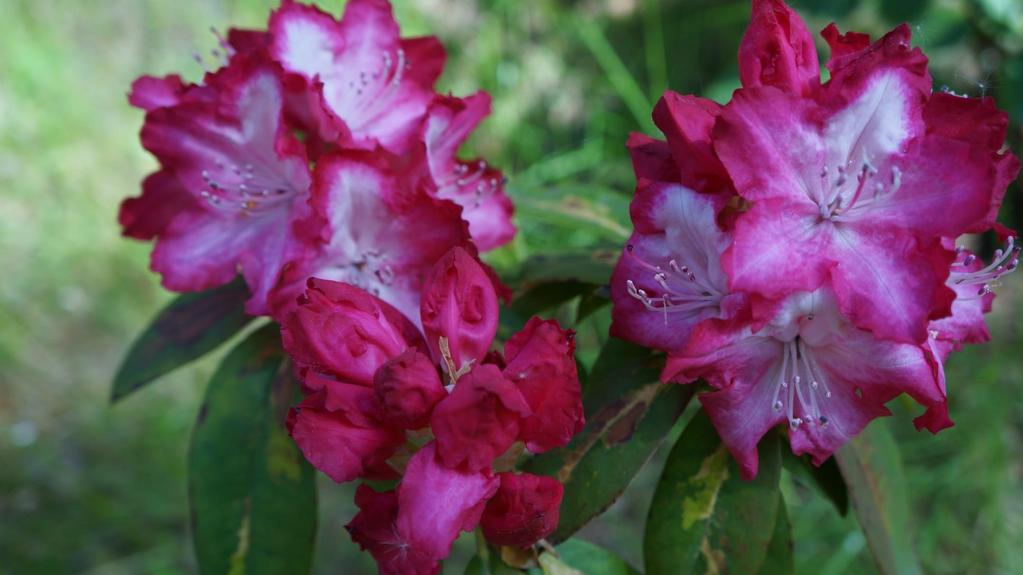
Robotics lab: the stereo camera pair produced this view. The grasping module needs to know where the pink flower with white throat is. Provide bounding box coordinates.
[122,0,515,321]
[610,183,744,353]
[665,289,947,479]
[268,0,445,154]
[714,0,1019,343]
[121,54,316,315]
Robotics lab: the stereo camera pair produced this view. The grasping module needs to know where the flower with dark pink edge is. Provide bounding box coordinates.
[280,246,584,573]
[610,0,1019,478]
[120,0,515,319]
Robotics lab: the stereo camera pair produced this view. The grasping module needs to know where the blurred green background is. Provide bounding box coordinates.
[1,0,1022,573]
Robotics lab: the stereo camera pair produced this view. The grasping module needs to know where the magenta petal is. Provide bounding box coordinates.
[723,198,832,299]
[820,24,930,109]
[820,24,871,67]
[665,320,786,479]
[119,171,200,241]
[281,278,423,386]
[713,85,821,205]
[830,228,950,343]
[128,75,188,111]
[738,0,820,95]
[421,247,500,374]
[430,364,531,472]
[374,348,447,429]
[422,94,514,251]
[626,132,680,190]
[287,395,403,484]
[502,318,584,453]
[651,92,730,194]
[480,472,564,549]
[612,184,734,352]
[346,485,438,575]
[395,443,499,562]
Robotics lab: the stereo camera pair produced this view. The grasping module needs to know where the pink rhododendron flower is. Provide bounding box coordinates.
[122,55,315,315]
[610,0,1019,478]
[915,232,1019,432]
[121,0,515,320]
[714,0,1019,343]
[665,289,946,479]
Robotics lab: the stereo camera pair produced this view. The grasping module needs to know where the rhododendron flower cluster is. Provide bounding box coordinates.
[119,0,514,322]
[281,247,584,574]
[611,0,1020,478]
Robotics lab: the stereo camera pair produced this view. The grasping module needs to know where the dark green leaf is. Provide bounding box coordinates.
[524,338,691,542]
[575,288,611,324]
[879,0,930,23]
[782,449,849,515]
[513,250,617,287]
[500,281,598,336]
[188,324,317,575]
[643,411,782,575]
[835,421,922,575]
[756,501,794,575]
[111,277,254,402]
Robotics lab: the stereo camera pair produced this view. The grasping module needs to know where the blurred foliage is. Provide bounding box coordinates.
[0,0,1021,573]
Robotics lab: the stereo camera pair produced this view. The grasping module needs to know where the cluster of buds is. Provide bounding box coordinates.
[282,247,584,574]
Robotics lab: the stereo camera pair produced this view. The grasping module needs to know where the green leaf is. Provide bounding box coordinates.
[500,281,599,336]
[538,539,641,575]
[879,0,930,22]
[781,449,849,515]
[757,502,794,575]
[111,277,254,402]
[524,338,691,542]
[188,324,317,575]
[643,410,782,575]
[834,421,922,575]
[512,250,617,288]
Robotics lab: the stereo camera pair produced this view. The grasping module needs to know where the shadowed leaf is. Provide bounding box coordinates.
[111,277,254,402]
[757,501,794,575]
[188,324,317,575]
[782,449,849,515]
[524,338,690,542]
[835,421,922,575]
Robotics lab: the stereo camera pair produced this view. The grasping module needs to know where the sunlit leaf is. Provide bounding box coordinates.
[517,538,642,575]
[643,411,782,575]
